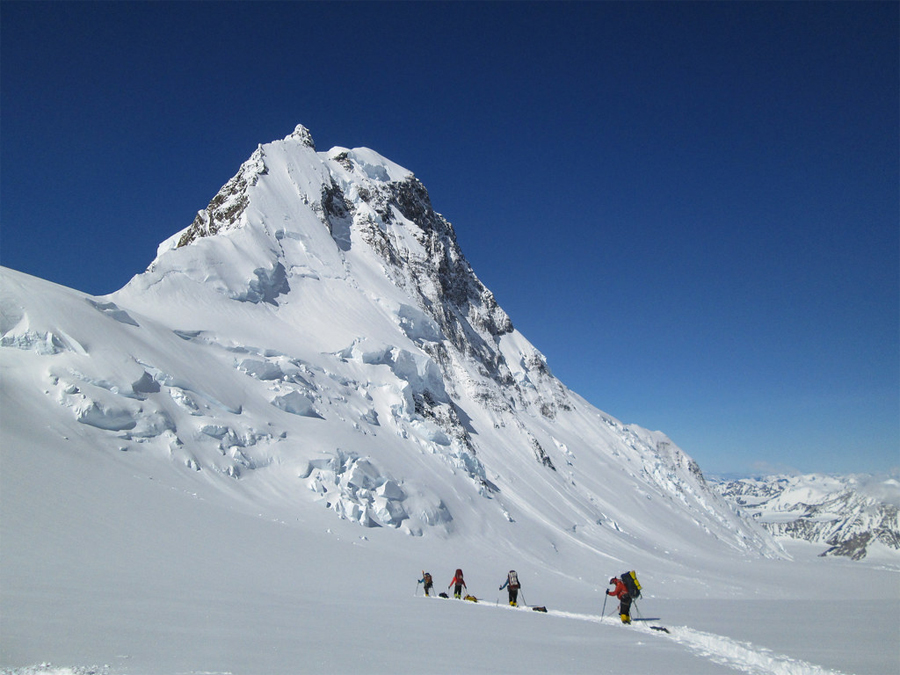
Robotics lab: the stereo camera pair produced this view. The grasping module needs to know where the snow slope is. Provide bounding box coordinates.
[2,125,898,674]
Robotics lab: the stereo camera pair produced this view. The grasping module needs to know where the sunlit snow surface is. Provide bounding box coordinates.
[1,126,897,674]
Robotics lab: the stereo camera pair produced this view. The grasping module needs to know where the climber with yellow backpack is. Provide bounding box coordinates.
[606,570,641,624]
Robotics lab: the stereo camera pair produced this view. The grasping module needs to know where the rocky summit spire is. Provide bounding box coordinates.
[287,124,316,150]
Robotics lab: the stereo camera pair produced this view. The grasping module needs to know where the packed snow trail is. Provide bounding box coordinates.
[650,625,848,675]
[432,597,848,675]
[548,608,848,675]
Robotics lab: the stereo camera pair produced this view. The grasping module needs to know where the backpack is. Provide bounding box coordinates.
[423,572,432,585]
[620,570,641,599]
[508,570,519,590]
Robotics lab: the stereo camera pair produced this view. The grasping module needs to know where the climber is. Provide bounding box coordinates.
[607,576,632,623]
[418,571,434,596]
[449,568,466,599]
[499,570,520,606]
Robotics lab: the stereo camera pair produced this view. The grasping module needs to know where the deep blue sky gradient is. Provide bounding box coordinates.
[2,2,897,476]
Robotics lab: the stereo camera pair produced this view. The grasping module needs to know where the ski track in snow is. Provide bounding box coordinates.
[442,597,847,675]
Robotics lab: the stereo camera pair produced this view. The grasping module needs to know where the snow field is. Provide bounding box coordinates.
[2,408,896,675]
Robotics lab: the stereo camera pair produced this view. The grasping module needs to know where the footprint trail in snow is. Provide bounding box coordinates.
[448,597,848,675]
[550,608,846,675]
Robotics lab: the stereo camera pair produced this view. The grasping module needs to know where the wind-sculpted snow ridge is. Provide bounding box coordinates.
[2,123,786,572]
[713,474,900,560]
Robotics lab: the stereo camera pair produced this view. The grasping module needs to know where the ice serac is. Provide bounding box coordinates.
[5,123,788,569]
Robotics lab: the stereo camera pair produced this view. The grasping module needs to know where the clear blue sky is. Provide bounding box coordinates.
[2,2,897,476]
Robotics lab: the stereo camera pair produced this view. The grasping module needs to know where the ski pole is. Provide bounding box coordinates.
[601,593,608,621]
[519,590,527,607]
[414,581,420,597]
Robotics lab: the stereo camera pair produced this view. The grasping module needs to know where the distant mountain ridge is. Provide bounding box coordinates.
[711,473,900,560]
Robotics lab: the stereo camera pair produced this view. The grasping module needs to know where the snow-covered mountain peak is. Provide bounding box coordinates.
[3,125,789,581]
[131,124,515,383]
[144,125,423,295]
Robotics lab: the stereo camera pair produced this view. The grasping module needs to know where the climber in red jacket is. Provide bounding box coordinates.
[449,568,466,599]
[607,577,632,623]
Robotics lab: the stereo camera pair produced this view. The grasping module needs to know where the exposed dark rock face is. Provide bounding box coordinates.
[177,149,267,248]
